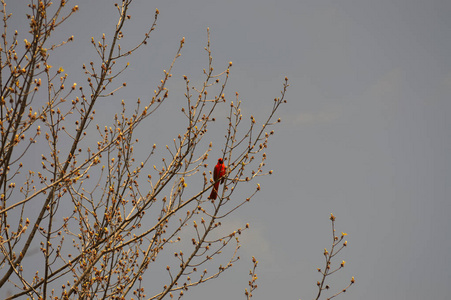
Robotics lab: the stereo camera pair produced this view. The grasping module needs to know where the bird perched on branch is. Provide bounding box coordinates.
[209,158,226,200]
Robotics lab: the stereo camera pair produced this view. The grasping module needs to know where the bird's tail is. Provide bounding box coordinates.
[208,182,220,200]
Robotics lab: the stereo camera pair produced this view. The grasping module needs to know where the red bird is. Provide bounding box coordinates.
[209,158,226,200]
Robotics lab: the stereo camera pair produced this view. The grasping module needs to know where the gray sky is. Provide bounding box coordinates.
[6,0,451,299]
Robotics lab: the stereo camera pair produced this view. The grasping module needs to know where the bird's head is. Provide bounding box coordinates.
[218,158,223,164]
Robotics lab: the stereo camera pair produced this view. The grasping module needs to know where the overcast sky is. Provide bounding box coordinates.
[6,0,451,299]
